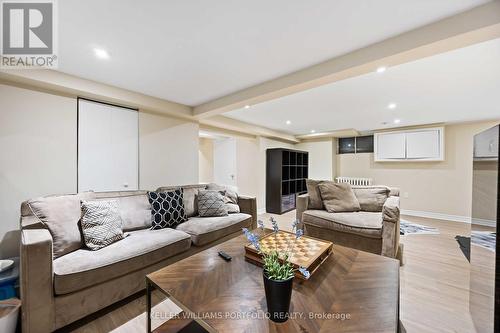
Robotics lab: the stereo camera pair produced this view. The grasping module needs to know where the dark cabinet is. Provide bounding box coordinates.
[266,148,309,214]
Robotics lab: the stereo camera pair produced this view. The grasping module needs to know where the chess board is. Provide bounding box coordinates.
[244,230,333,280]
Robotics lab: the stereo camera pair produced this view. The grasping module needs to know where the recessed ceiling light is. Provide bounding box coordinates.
[310,130,316,133]
[394,119,401,124]
[388,103,397,109]
[244,105,250,109]
[376,66,387,73]
[286,120,291,125]
[94,48,110,59]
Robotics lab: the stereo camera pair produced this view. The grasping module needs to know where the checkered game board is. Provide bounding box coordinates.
[244,230,333,279]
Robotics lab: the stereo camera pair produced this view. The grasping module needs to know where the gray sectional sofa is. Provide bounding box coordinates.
[20,184,256,333]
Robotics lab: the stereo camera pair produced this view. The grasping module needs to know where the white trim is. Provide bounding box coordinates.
[472,218,496,228]
[401,209,471,223]
[257,208,266,215]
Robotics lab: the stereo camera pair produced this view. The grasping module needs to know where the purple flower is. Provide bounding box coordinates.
[295,229,304,239]
[257,219,265,230]
[270,217,279,233]
[299,267,310,279]
[242,228,260,251]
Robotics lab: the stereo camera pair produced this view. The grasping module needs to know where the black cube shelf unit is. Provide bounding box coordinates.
[266,148,309,214]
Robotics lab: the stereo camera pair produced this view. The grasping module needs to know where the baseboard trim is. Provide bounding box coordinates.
[257,208,266,215]
[472,218,496,228]
[401,209,471,223]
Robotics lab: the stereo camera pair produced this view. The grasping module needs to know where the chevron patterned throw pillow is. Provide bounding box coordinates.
[80,200,124,250]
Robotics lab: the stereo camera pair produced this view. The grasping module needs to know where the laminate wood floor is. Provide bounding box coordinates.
[59,212,476,333]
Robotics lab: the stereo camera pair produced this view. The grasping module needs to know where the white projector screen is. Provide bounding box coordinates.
[78,99,139,192]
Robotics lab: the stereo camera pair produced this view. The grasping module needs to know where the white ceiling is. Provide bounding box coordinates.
[225,38,500,135]
[57,0,491,106]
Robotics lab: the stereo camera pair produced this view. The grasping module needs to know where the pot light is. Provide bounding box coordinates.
[286,120,291,125]
[94,48,110,59]
[244,105,250,109]
[376,66,387,73]
[388,103,397,109]
[394,119,401,124]
[310,130,316,134]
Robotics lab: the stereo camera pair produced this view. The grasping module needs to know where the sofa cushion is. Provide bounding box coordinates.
[96,193,151,231]
[176,213,251,246]
[306,179,325,210]
[318,182,360,213]
[302,210,382,238]
[206,183,238,204]
[80,200,124,250]
[28,192,95,258]
[226,202,240,214]
[156,185,207,218]
[182,187,199,217]
[352,186,390,212]
[148,190,188,230]
[53,228,191,295]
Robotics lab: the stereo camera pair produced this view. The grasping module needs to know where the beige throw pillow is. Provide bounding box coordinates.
[28,192,95,258]
[318,182,361,213]
[352,186,390,212]
[306,179,325,209]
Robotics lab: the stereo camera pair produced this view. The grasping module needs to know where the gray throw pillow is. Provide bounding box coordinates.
[318,182,361,213]
[306,179,325,209]
[226,202,240,214]
[198,190,228,217]
[206,183,238,204]
[28,192,95,258]
[81,200,124,251]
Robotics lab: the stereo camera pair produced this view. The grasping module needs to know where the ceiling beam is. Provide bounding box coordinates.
[193,1,500,119]
[199,115,299,144]
[0,69,193,119]
[0,69,299,142]
[295,129,360,140]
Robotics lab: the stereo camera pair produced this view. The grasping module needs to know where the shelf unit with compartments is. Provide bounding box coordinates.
[266,148,309,214]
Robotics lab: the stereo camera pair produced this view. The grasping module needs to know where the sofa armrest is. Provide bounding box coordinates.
[238,196,257,230]
[21,229,55,333]
[296,194,309,230]
[381,196,400,258]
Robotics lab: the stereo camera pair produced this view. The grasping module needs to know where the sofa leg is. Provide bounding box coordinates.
[396,243,405,266]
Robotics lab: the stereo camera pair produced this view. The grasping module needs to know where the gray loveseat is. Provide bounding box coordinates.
[20,184,256,332]
[296,184,400,259]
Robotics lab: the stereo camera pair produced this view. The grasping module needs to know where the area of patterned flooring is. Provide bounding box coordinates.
[61,211,476,333]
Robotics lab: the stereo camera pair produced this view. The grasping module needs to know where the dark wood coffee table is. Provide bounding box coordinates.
[146,232,399,333]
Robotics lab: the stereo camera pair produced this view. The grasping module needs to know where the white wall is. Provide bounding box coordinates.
[139,112,199,189]
[198,138,214,183]
[295,139,334,180]
[213,138,237,187]
[336,121,499,220]
[235,137,259,198]
[0,84,77,258]
[0,83,200,257]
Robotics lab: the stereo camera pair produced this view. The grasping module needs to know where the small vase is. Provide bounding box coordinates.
[263,271,294,323]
